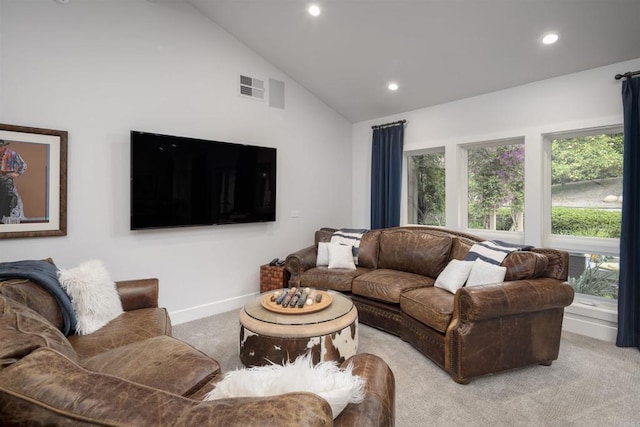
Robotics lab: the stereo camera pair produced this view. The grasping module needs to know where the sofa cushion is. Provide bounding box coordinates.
[356,230,380,269]
[466,259,507,287]
[400,287,454,333]
[328,243,357,270]
[449,237,475,261]
[301,267,370,291]
[352,269,434,304]
[502,251,549,281]
[316,230,380,269]
[83,335,220,396]
[0,278,65,331]
[0,295,78,362]
[68,307,171,359]
[315,228,335,244]
[0,347,192,426]
[317,242,331,266]
[434,260,474,293]
[378,230,452,278]
[0,347,333,426]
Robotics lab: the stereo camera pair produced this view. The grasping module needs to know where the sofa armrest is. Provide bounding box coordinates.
[116,278,159,311]
[0,347,333,426]
[335,353,395,427]
[454,278,575,322]
[285,245,318,287]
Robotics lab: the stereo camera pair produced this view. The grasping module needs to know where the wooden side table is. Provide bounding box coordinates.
[259,264,291,293]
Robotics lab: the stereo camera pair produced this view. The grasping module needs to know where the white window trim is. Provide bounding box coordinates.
[543,125,623,342]
[401,125,624,343]
[404,148,446,227]
[460,137,525,237]
[564,302,617,343]
[542,125,623,255]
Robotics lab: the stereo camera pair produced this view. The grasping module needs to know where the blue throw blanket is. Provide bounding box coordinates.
[0,260,77,335]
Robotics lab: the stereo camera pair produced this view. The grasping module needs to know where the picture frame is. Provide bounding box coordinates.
[0,124,67,239]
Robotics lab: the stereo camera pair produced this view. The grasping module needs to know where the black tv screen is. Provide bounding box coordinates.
[130,131,276,230]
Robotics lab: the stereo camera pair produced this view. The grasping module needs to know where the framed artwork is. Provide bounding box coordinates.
[0,124,67,239]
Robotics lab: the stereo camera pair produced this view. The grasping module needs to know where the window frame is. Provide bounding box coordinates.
[542,125,623,256]
[461,137,525,236]
[543,125,623,309]
[405,147,446,227]
[400,124,624,336]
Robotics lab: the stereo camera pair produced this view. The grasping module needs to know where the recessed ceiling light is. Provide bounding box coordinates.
[308,4,321,16]
[542,32,559,45]
[387,82,399,91]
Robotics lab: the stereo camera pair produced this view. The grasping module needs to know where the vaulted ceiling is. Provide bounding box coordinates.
[187,0,640,123]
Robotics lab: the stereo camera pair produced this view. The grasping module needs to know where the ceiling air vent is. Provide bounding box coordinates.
[239,75,265,101]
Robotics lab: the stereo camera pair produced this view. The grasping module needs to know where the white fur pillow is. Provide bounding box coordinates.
[466,258,507,287]
[57,260,123,335]
[434,259,474,293]
[204,353,365,419]
[328,243,356,270]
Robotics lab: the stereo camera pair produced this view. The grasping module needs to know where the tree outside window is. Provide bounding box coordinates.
[407,151,445,226]
[405,131,622,304]
[467,143,524,231]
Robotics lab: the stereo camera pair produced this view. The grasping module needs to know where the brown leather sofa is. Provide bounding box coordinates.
[285,226,575,384]
[0,266,395,426]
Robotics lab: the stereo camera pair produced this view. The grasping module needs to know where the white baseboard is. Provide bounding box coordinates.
[169,292,258,325]
[563,302,617,343]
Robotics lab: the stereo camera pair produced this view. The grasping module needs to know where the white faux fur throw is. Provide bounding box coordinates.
[57,259,123,335]
[204,353,366,419]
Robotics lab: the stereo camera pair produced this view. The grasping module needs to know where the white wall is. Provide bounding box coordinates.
[353,58,640,234]
[0,0,352,323]
[352,57,640,342]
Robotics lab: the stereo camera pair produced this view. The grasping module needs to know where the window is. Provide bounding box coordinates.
[550,132,623,239]
[466,141,524,231]
[407,150,445,226]
[568,252,619,306]
[548,129,623,303]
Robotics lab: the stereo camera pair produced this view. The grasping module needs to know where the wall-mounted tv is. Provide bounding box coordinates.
[130,131,276,230]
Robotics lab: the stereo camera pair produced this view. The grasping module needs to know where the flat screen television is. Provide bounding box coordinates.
[130,130,276,230]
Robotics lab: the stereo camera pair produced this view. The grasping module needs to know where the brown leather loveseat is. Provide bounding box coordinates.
[285,226,575,384]
[0,261,395,426]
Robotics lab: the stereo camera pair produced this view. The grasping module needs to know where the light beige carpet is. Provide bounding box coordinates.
[173,310,640,426]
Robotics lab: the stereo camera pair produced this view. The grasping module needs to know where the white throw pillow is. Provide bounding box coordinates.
[203,353,365,419]
[434,260,474,293]
[328,243,356,270]
[316,242,331,266]
[57,259,123,335]
[466,258,507,287]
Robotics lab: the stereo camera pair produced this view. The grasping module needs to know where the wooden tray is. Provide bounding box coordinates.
[261,290,332,314]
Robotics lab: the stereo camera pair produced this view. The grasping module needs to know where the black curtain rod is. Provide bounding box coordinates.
[372,119,406,130]
[615,70,640,80]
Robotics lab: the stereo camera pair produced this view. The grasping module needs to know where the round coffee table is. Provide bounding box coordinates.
[239,290,358,367]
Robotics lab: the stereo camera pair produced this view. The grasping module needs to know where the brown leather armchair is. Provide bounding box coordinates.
[0,268,395,426]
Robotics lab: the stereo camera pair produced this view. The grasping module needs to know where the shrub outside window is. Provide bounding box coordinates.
[551,133,622,239]
[568,252,619,304]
